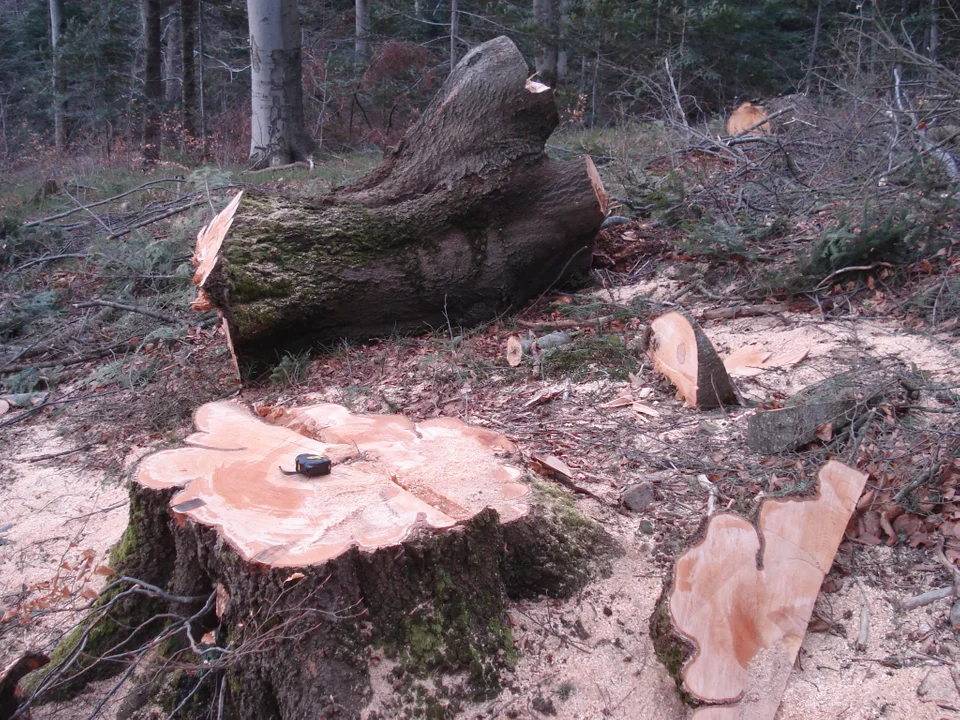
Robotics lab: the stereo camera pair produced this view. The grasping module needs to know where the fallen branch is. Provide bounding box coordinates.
[701,303,788,320]
[516,314,616,330]
[240,161,312,175]
[72,299,187,325]
[22,178,186,228]
[106,199,202,240]
[0,338,139,375]
[6,253,90,275]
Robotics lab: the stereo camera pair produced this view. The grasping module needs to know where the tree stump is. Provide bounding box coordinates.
[650,461,868,719]
[36,402,615,719]
[193,35,605,377]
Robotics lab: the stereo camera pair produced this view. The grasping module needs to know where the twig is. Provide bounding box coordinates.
[852,576,870,652]
[0,388,127,428]
[697,474,718,516]
[106,199,201,240]
[815,262,897,290]
[62,187,112,233]
[893,448,942,504]
[900,586,953,611]
[65,502,128,523]
[22,178,187,228]
[0,338,140,375]
[19,443,97,463]
[6,253,89,274]
[73,299,187,325]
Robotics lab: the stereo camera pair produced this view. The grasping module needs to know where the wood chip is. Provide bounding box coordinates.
[506,336,524,367]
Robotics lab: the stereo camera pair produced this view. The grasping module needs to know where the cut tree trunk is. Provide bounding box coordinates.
[651,460,867,719]
[193,36,605,377]
[34,401,616,717]
[747,370,892,455]
[644,310,738,409]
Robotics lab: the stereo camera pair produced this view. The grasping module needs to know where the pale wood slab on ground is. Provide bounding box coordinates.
[660,460,868,718]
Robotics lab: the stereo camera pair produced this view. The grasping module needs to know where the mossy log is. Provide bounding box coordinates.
[747,370,892,455]
[194,36,605,376]
[35,401,615,719]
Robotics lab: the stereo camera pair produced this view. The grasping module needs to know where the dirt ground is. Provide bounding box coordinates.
[3,259,960,719]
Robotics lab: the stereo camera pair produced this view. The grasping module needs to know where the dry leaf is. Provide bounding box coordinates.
[535,454,574,478]
[200,631,217,645]
[93,565,115,577]
[628,372,643,390]
[601,396,634,409]
[632,403,661,418]
[763,349,809,368]
[215,583,230,618]
[505,336,523,367]
[815,422,833,442]
[284,572,305,584]
[724,346,773,377]
[522,387,562,409]
[0,400,9,416]
[80,586,99,601]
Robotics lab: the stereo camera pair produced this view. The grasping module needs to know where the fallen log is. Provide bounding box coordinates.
[651,460,868,719]
[747,370,891,455]
[34,401,616,717]
[193,36,605,377]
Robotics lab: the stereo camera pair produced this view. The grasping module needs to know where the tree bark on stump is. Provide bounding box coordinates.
[33,401,615,719]
[194,36,605,377]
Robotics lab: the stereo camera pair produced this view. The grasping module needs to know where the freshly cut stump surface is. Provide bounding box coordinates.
[138,401,529,565]
[653,460,868,719]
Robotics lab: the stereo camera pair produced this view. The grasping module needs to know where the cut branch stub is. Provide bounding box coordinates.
[137,400,528,566]
[656,460,867,718]
[646,311,737,409]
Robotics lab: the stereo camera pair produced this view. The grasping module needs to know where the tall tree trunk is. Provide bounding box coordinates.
[355,0,370,63]
[163,12,181,103]
[802,0,823,92]
[48,0,66,152]
[450,0,459,73]
[533,0,558,87]
[180,0,198,137]
[247,0,313,168]
[142,0,163,163]
[556,0,570,81]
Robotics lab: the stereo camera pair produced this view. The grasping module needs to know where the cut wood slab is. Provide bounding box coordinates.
[646,311,738,409]
[651,460,868,718]
[747,370,890,454]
